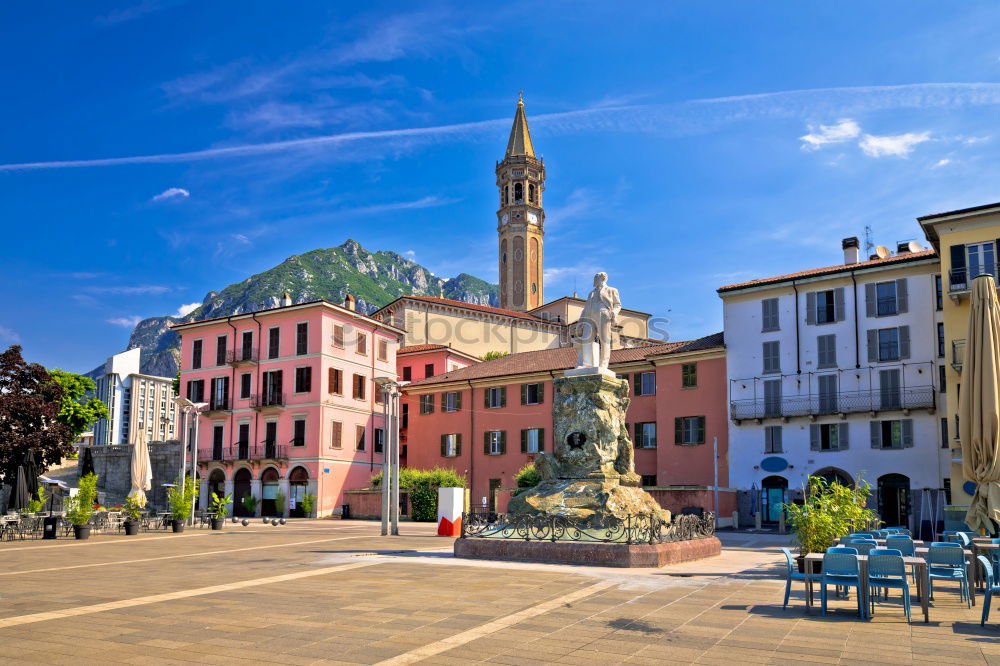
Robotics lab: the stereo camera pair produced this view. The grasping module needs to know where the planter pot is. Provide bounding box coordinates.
[73,525,91,540]
[123,520,140,536]
[210,518,224,531]
[795,555,820,575]
[171,520,185,533]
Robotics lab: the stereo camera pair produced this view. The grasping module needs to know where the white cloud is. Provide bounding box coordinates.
[174,302,200,317]
[151,187,190,202]
[859,132,931,158]
[0,325,20,343]
[107,316,144,328]
[85,285,172,295]
[799,119,861,150]
[933,158,952,168]
[404,250,416,258]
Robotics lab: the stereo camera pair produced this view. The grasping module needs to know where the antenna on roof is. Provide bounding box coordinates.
[573,277,578,299]
[864,225,875,258]
[875,245,891,259]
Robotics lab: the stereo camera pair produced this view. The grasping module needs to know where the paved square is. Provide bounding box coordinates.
[0,522,996,664]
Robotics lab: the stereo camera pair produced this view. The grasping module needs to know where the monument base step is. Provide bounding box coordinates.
[453,536,721,568]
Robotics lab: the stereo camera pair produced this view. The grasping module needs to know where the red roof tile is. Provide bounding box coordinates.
[378,296,548,322]
[398,344,449,354]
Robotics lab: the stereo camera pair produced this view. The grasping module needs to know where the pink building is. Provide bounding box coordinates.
[401,333,736,521]
[172,298,404,518]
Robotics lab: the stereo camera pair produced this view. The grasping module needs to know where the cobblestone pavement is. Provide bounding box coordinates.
[0,522,996,664]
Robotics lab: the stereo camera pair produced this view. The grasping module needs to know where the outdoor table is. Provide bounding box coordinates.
[803,553,930,623]
[833,538,925,547]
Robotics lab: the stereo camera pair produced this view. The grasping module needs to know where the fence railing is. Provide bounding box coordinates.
[226,349,258,365]
[250,392,285,410]
[197,443,289,463]
[730,386,935,421]
[460,512,715,545]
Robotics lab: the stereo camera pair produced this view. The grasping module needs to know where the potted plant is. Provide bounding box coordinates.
[274,490,286,518]
[167,477,197,533]
[241,494,260,517]
[122,495,145,535]
[209,492,233,530]
[67,473,98,539]
[27,484,46,514]
[300,493,316,518]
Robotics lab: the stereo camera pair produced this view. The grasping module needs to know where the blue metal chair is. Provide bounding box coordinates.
[847,539,878,555]
[885,527,912,537]
[867,548,911,622]
[821,549,866,618]
[927,542,970,608]
[977,555,1000,626]
[885,535,915,555]
[780,547,806,609]
[987,538,1000,573]
[949,532,972,547]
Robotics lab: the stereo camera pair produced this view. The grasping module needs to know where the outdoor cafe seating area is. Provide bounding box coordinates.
[783,527,1000,627]
[0,508,223,541]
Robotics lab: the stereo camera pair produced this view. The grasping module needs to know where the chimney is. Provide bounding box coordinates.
[280,291,292,307]
[896,241,910,255]
[842,237,860,265]
[344,294,356,311]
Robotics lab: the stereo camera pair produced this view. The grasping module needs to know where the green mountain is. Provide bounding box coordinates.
[123,239,498,377]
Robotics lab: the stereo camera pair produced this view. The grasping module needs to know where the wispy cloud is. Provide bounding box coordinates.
[174,302,200,317]
[8,83,1000,171]
[348,196,457,216]
[107,316,144,328]
[151,187,190,202]
[95,0,179,26]
[85,285,172,295]
[800,119,860,150]
[0,325,20,344]
[933,158,953,168]
[859,131,931,158]
[544,265,603,290]
[404,250,417,259]
[545,188,597,227]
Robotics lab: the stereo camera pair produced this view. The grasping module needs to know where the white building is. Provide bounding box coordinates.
[718,237,949,529]
[91,348,179,445]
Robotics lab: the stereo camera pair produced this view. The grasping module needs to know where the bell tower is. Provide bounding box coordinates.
[497,93,545,312]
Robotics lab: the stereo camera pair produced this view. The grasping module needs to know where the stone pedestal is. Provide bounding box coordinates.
[455,536,721,568]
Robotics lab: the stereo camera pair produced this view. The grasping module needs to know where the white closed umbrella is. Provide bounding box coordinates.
[129,430,153,504]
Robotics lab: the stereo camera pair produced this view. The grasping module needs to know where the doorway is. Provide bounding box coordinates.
[261,467,279,516]
[207,469,226,508]
[288,467,308,517]
[878,473,911,528]
[233,468,252,516]
[761,476,787,524]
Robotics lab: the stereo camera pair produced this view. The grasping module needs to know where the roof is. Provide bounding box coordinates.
[717,250,937,293]
[405,332,724,388]
[171,299,405,335]
[917,201,1000,222]
[377,295,549,323]
[505,94,535,158]
[398,344,449,354]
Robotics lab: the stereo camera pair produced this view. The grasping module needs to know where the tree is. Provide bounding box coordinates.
[0,346,74,485]
[172,369,180,396]
[49,369,109,440]
[480,351,509,361]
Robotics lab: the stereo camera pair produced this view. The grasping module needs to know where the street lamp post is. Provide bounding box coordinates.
[374,377,401,536]
[172,397,206,525]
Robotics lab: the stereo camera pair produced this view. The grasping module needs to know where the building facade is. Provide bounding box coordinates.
[172,298,404,518]
[401,334,735,521]
[91,348,179,446]
[719,238,948,529]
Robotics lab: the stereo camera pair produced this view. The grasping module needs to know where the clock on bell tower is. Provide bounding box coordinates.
[497,93,545,312]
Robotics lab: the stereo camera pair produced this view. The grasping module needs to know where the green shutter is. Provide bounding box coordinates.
[455,392,462,411]
[538,428,545,452]
[896,278,908,314]
[865,283,876,317]
[484,431,490,455]
[674,417,682,445]
[538,383,545,404]
[441,393,447,410]
[484,389,490,409]
[867,329,878,363]
[520,384,527,405]
[440,434,446,457]
[697,417,705,444]
[500,431,506,455]
[500,387,507,407]
[633,374,641,395]
[634,422,642,447]
[455,434,461,457]
[520,429,527,453]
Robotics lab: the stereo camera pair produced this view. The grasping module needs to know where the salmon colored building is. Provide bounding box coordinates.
[172,297,404,518]
[401,332,736,522]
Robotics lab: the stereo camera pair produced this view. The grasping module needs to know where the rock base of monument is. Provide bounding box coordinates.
[453,536,721,568]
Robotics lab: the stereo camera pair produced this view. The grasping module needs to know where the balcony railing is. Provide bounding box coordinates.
[198,443,289,463]
[952,339,965,372]
[206,397,230,413]
[251,392,285,411]
[949,269,998,295]
[730,386,936,421]
[227,348,258,366]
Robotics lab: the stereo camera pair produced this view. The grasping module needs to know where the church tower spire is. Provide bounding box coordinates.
[497,93,545,311]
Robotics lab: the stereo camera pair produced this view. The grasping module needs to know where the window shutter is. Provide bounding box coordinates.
[870,421,881,448]
[521,429,527,453]
[838,424,849,451]
[902,419,914,447]
[634,374,642,395]
[867,329,878,363]
[805,292,816,325]
[500,431,507,455]
[484,431,490,455]
[898,326,910,359]
[538,428,545,452]
[865,283,876,317]
[697,416,705,443]
[455,392,462,411]
[484,389,490,409]
[950,243,966,272]
[809,424,820,451]
[674,418,682,445]
[538,383,544,404]
[521,384,527,405]
[328,368,335,393]
[441,393,447,410]
[895,278,908,313]
[834,287,846,322]
[455,434,462,456]
[500,387,507,407]
[774,426,782,452]
[761,299,769,329]
[635,422,642,447]
[440,434,446,457]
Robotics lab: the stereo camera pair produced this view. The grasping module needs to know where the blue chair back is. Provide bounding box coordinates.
[827,546,858,555]
[928,543,965,567]
[950,532,972,547]
[851,541,878,555]
[885,535,915,555]
[868,549,905,578]
[823,551,860,576]
[978,555,995,587]
[781,547,796,575]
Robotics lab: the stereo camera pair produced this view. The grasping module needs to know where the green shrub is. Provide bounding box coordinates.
[300,493,316,517]
[168,477,198,521]
[67,473,98,525]
[241,495,260,515]
[123,495,145,521]
[370,467,466,522]
[784,474,880,557]
[27,484,46,513]
[513,464,540,495]
[274,490,286,515]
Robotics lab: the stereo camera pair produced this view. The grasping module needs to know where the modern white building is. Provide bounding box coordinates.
[718,237,949,529]
[91,348,179,445]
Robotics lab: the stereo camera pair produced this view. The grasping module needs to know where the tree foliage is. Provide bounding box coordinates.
[480,351,509,361]
[513,463,540,495]
[49,369,109,439]
[370,467,466,522]
[784,474,881,556]
[0,345,75,485]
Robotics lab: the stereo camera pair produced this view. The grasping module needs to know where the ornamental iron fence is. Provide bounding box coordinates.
[460,511,715,545]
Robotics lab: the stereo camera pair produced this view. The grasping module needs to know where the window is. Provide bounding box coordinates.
[640,474,657,487]
[875,281,898,316]
[216,335,227,366]
[294,367,312,393]
[762,341,780,374]
[937,323,945,358]
[356,425,366,451]
[635,422,657,448]
[374,382,384,405]
[485,431,506,455]
[521,428,544,453]
[419,394,434,414]
[939,365,947,393]
[331,420,342,449]
[876,327,901,362]
[402,366,412,382]
[263,370,282,404]
[871,419,913,449]
[514,182,523,202]
[212,424,224,458]
[424,363,434,378]
[968,241,996,279]
[442,391,461,413]
[268,327,280,359]
[817,334,837,368]
[401,403,409,429]
[186,379,204,403]
[374,428,384,454]
[328,368,343,395]
[681,363,697,389]
[865,279,908,317]
[816,289,836,323]
[356,333,367,356]
[332,325,344,349]
[240,373,252,400]
[377,339,388,362]
[674,416,705,445]
[352,374,366,400]
[241,331,253,361]
[264,421,277,448]
[484,387,506,409]
[935,275,943,310]
[522,383,544,405]
[296,322,308,355]
[761,298,779,332]
[940,417,948,449]
[528,183,536,203]
[810,423,846,451]
[764,426,782,453]
[634,372,656,396]
[763,379,782,418]
[817,374,838,413]
[192,339,203,369]
[292,419,306,447]
[441,433,461,457]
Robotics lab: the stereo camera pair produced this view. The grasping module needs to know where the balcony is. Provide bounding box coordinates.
[251,392,285,412]
[204,397,230,416]
[949,269,998,301]
[952,339,965,372]
[198,443,289,463]
[730,386,936,422]
[227,348,258,367]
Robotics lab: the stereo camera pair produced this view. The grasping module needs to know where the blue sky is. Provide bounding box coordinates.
[5,1,1000,373]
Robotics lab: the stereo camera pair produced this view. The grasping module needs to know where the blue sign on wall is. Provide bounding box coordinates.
[963,481,977,496]
[760,457,788,473]
[324,468,331,474]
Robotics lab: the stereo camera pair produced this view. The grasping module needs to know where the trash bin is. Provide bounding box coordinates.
[43,516,59,540]
[341,504,350,520]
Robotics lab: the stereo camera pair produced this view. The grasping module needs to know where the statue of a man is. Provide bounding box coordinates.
[575,272,621,370]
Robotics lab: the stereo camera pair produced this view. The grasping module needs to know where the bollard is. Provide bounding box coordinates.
[731,511,739,531]
[778,512,786,535]
[755,511,762,530]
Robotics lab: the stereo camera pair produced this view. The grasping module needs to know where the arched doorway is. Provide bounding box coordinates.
[814,467,853,488]
[289,467,309,518]
[878,473,911,528]
[761,476,787,524]
[261,467,280,517]
[233,468,253,516]
[207,469,226,507]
